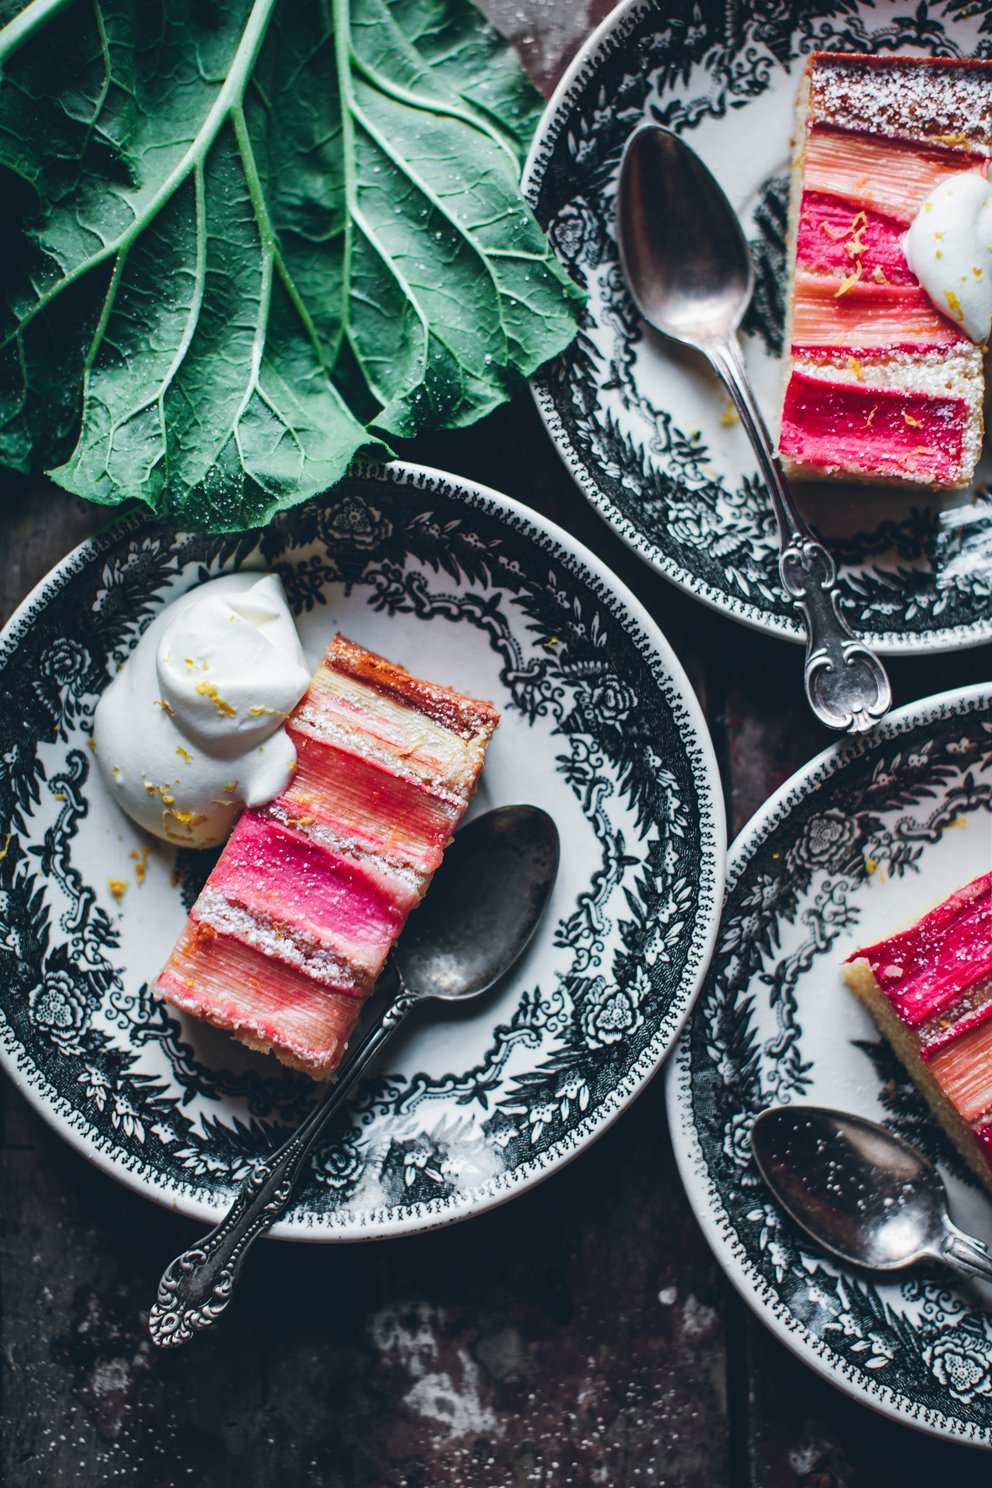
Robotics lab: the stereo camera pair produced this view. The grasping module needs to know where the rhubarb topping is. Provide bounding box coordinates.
[796,192,916,286]
[845,874,992,1027]
[790,274,968,353]
[802,126,979,222]
[780,371,969,482]
[845,874,992,1158]
[210,811,406,974]
[157,634,499,1073]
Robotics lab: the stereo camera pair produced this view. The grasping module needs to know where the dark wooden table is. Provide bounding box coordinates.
[2,4,992,1484]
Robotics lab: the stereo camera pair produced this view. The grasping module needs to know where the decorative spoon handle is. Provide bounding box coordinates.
[940,1222,992,1287]
[707,337,891,734]
[148,991,415,1349]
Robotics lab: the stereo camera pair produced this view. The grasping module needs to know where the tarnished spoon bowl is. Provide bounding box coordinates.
[752,1105,992,1283]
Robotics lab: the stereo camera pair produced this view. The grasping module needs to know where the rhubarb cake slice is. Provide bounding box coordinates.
[779,52,992,489]
[843,872,992,1190]
[157,635,499,1077]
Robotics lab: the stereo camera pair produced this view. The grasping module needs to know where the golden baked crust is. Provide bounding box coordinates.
[844,956,992,1194]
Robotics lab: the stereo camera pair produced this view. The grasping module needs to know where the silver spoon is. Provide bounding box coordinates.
[751,1105,992,1285]
[616,123,892,735]
[149,804,560,1348]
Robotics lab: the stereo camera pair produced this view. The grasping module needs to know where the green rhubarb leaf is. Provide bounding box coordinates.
[0,0,582,530]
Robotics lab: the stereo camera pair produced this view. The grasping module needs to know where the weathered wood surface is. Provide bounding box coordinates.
[2,4,992,1483]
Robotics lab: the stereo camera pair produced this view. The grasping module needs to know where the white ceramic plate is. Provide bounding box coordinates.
[668,683,992,1444]
[524,0,992,655]
[0,461,725,1238]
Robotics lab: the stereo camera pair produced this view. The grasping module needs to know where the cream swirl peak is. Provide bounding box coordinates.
[905,171,992,345]
[94,572,310,848]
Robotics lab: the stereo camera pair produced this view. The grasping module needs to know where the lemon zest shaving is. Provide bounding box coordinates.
[195,681,236,717]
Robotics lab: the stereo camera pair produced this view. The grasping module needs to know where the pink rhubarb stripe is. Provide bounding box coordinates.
[286,726,459,868]
[159,923,365,1072]
[795,191,916,285]
[802,126,982,222]
[780,371,968,482]
[264,799,426,914]
[291,694,471,799]
[847,873,992,1026]
[791,273,967,352]
[928,1015,992,1124]
[210,811,405,974]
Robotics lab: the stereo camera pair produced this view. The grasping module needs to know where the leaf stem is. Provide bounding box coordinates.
[349,50,519,175]
[82,1,112,155]
[155,162,209,486]
[332,0,356,352]
[3,0,280,348]
[232,243,273,468]
[231,103,277,257]
[231,99,341,394]
[228,105,360,467]
[0,0,78,65]
[81,241,126,374]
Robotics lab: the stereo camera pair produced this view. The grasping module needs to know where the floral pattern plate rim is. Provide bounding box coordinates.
[667,682,992,1444]
[523,0,992,657]
[0,460,726,1240]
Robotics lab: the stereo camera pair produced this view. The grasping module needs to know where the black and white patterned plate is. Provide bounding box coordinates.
[668,684,992,1444]
[0,462,725,1239]
[524,0,992,655]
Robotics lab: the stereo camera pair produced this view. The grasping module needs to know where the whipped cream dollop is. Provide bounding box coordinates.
[905,172,992,345]
[94,572,310,848]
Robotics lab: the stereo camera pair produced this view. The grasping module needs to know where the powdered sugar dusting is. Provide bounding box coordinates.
[265,798,426,901]
[192,888,367,993]
[810,54,992,154]
[790,346,985,477]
